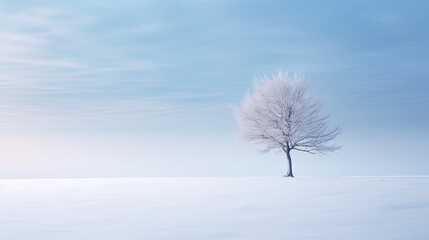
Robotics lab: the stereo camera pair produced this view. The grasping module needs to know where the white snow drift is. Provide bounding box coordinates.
[0,177,428,240]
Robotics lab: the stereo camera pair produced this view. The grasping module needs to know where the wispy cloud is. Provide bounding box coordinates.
[0,4,200,129]
[0,0,428,131]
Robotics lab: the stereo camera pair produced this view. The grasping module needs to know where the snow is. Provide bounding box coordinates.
[1,177,428,240]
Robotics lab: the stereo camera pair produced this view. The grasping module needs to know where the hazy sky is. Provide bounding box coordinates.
[0,0,428,178]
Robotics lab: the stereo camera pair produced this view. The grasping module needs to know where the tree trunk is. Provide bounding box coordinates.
[285,149,294,177]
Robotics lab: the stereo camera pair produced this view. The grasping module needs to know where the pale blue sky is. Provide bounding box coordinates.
[0,0,428,178]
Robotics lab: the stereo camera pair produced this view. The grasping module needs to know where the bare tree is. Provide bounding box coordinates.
[234,70,341,177]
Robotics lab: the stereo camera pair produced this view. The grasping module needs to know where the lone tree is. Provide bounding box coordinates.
[234,70,341,177]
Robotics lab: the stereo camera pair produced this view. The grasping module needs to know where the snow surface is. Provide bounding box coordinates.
[1,177,428,240]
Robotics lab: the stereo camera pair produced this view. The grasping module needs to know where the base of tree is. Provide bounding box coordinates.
[283,174,295,178]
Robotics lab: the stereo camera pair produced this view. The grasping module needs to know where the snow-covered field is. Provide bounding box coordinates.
[1,177,428,240]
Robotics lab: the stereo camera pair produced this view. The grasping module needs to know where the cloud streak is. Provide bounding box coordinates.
[0,0,428,131]
[0,4,202,129]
